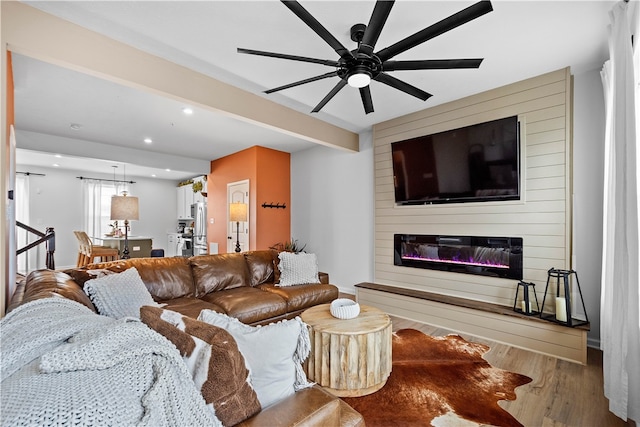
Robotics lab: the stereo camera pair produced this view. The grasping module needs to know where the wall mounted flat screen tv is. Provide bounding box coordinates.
[391,116,520,205]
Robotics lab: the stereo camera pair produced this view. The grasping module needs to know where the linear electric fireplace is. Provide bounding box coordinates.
[394,234,523,279]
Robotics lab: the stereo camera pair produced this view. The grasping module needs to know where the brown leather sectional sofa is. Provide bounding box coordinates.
[12,250,339,324]
[8,250,365,426]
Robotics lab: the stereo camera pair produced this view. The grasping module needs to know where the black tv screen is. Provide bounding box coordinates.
[391,116,520,205]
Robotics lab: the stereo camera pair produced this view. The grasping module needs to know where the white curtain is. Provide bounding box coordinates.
[600,0,640,422]
[82,179,130,239]
[14,174,30,274]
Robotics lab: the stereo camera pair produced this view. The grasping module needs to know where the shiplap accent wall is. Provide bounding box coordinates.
[373,68,572,308]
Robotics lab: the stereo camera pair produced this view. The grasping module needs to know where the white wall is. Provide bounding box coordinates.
[19,165,178,270]
[572,68,606,347]
[291,132,375,294]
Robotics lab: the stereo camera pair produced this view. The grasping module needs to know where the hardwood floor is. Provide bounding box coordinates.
[390,316,631,427]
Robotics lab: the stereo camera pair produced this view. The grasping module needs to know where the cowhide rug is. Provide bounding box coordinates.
[342,329,532,427]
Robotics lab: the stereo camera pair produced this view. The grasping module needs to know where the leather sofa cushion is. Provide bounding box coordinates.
[191,253,251,296]
[161,297,226,319]
[243,250,277,286]
[85,257,195,301]
[201,287,288,324]
[257,283,339,312]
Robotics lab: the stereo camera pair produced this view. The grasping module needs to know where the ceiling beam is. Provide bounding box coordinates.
[1,1,359,153]
[16,130,211,177]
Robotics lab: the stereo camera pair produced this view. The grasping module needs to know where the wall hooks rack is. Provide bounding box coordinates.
[262,202,287,209]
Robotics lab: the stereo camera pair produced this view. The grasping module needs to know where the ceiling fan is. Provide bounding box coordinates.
[238,0,493,114]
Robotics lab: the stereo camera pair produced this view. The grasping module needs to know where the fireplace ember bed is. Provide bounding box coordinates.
[394,234,523,280]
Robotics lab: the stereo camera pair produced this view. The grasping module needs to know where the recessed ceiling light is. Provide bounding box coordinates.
[54,154,62,158]
[151,174,157,178]
[52,163,60,167]
[165,168,171,172]
[182,107,193,115]
[70,123,82,130]
[144,138,153,144]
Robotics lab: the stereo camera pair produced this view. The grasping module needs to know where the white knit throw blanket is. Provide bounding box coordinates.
[1,298,223,427]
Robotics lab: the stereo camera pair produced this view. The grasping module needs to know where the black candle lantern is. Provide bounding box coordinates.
[513,281,540,315]
[539,268,589,327]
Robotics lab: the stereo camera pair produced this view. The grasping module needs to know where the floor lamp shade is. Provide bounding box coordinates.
[230,202,247,253]
[110,194,139,259]
[229,202,247,222]
[110,195,139,221]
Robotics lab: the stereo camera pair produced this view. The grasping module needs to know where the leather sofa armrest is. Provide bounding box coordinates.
[236,385,363,427]
[6,280,26,313]
[8,270,97,313]
[318,272,329,284]
[337,400,366,427]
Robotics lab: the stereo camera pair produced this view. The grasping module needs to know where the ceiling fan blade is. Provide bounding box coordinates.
[359,1,395,56]
[311,79,348,113]
[375,73,432,101]
[238,48,339,67]
[376,1,493,62]
[383,58,483,71]
[282,1,354,60]
[359,86,374,114]
[264,71,338,94]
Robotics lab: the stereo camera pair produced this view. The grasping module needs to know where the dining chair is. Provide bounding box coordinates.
[73,231,119,267]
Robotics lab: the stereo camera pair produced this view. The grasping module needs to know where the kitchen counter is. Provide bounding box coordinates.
[95,236,153,258]
[98,236,153,240]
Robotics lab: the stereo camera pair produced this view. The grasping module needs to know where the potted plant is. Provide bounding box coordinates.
[270,239,307,253]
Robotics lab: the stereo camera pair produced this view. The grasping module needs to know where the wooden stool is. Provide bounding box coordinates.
[301,303,392,397]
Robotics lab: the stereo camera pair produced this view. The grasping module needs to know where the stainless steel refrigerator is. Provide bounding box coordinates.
[191,202,208,256]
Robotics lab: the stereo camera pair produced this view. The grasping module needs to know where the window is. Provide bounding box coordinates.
[82,179,130,238]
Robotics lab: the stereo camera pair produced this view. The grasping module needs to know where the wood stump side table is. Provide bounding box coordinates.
[300,303,392,397]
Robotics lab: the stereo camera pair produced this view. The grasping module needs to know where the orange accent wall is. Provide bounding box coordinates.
[255,146,290,249]
[208,146,290,253]
[3,52,15,316]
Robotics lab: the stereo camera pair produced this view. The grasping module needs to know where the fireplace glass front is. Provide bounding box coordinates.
[394,234,523,279]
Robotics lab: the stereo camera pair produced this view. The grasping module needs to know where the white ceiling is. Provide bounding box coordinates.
[13,0,614,181]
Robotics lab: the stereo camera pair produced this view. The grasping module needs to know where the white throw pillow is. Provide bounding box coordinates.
[84,267,159,319]
[197,310,313,408]
[277,252,320,287]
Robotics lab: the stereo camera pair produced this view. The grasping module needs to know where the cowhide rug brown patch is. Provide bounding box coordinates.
[342,329,532,427]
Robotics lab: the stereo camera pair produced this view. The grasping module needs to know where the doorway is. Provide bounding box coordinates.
[227,180,249,253]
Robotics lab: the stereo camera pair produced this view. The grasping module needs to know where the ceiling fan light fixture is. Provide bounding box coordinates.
[242,0,493,113]
[347,70,371,88]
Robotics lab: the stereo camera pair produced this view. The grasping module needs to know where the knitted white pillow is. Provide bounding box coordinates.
[277,252,320,287]
[197,310,313,409]
[84,267,159,319]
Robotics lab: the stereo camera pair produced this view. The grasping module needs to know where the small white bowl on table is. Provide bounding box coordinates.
[330,298,360,319]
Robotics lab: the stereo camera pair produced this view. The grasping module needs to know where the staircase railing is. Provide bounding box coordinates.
[16,222,55,270]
